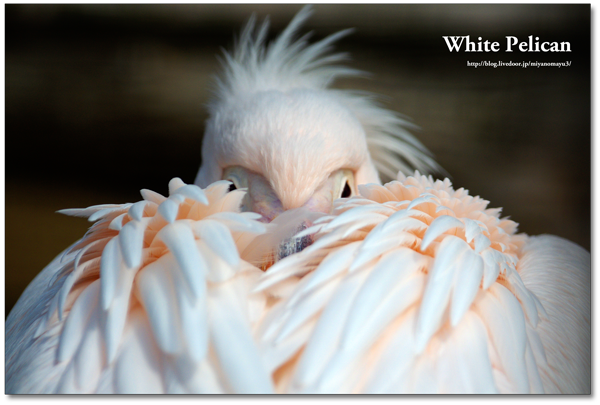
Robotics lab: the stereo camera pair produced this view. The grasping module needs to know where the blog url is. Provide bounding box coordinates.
[467,61,572,68]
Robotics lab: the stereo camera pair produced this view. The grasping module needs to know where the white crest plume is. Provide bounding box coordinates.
[209,5,440,180]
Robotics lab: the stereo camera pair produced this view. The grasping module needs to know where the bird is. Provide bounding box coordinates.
[5,6,590,394]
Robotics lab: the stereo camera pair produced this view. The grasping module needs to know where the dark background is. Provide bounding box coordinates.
[5,4,591,316]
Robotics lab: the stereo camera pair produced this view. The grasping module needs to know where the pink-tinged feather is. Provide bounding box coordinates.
[140,188,167,205]
[157,222,207,299]
[420,215,465,251]
[450,249,484,326]
[57,280,101,363]
[415,236,470,353]
[136,255,184,354]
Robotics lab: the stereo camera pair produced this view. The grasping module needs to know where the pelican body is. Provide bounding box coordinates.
[6,7,590,394]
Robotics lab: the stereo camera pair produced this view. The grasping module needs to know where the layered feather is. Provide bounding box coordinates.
[6,179,272,394]
[254,171,548,394]
[6,172,589,394]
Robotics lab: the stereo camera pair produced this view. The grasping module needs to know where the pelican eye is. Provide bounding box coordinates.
[222,166,249,193]
[341,181,351,198]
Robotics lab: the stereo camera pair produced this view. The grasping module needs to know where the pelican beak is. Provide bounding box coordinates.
[223,166,355,259]
[276,221,315,260]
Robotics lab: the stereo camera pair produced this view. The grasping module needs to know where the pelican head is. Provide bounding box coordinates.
[194,7,438,250]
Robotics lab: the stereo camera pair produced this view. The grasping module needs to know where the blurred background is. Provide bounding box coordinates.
[5,4,590,316]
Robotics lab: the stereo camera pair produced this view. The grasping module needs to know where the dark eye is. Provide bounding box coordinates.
[228,182,237,192]
[341,181,351,198]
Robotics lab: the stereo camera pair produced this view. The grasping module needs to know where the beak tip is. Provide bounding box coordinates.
[276,221,315,261]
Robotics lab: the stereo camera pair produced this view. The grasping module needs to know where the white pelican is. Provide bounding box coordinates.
[5,6,590,394]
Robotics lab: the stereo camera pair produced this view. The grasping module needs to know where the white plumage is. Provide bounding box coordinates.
[253,172,590,394]
[6,7,590,394]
